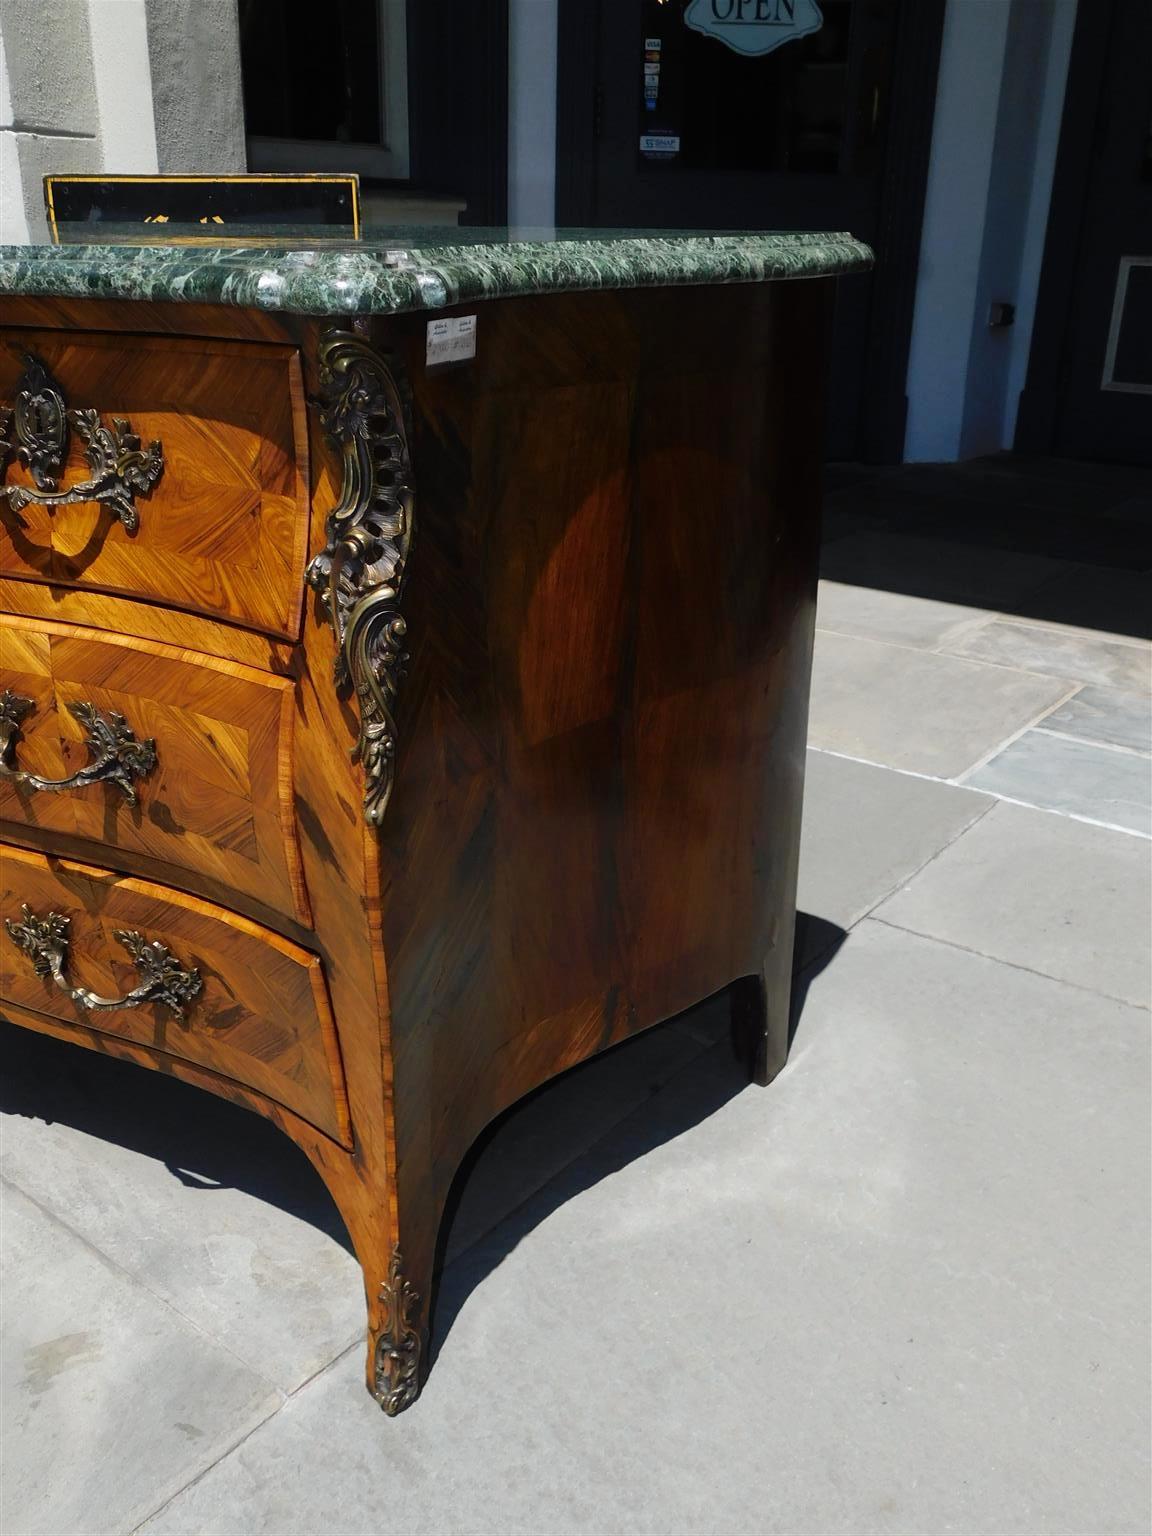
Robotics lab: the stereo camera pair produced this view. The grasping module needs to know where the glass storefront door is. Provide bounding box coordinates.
[591,1,903,458]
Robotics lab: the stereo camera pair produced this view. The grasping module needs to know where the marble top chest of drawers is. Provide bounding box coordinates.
[0,231,870,1414]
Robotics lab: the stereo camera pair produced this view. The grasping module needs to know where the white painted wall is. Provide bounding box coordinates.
[507,0,558,231]
[904,0,1078,461]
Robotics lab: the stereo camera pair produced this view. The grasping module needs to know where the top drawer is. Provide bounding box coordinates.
[0,332,310,641]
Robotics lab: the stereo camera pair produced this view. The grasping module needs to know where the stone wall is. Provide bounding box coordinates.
[0,0,244,242]
[144,0,245,175]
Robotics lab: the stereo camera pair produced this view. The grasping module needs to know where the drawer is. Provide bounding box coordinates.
[0,614,310,925]
[0,332,309,641]
[0,844,349,1144]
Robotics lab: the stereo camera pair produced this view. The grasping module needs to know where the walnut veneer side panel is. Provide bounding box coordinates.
[374,282,830,1351]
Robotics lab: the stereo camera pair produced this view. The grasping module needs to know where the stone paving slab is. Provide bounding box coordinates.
[808,632,1072,777]
[0,1025,363,1396]
[876,800,1152,1007]
[136,921,1151,1536]
[943,618,1151,693]
[1041,683,1152,753]
[0,995,714,1410]
[0,1183,280,1536]
[815,578,992,650]
[966,728,1151,835]
[797,748,992,965]
[443,1011,711,1263]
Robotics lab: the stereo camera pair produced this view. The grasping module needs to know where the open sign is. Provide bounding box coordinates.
[684,0,824,58]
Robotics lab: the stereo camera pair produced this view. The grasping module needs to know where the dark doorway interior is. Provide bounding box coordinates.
[1018,0,1152,466]
[237,0,508,226]
[558,0,945,462]
[241,0,383,150]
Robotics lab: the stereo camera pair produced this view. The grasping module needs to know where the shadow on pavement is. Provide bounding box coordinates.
[0,912,848,1360]
[824,455,1151,640]
[427,912,847,1364]
[0,1014,355,1252]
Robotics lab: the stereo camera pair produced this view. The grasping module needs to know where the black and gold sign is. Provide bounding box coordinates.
[44,174,361,244]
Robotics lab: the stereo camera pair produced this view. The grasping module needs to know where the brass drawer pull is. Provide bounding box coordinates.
[5,905,201,1019]
[0,690,156,804]
[0,353,164,533]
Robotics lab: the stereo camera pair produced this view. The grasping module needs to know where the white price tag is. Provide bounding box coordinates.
[426,314,477,367]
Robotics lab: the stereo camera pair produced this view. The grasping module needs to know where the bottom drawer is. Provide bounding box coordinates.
[0,844,350,1145]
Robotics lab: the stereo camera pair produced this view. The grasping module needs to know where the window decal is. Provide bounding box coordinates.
[684,0,824,59]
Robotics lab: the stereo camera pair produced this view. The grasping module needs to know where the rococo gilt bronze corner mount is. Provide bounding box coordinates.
[373,1246,422,1416]
[306,329,415,829]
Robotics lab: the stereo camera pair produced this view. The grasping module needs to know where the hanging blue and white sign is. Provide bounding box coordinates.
[684,0,824,59]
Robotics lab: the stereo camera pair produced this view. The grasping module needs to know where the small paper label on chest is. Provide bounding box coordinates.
[426,315,477,367]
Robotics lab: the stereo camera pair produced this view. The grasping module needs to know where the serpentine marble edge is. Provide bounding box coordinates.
[0,231,873,316]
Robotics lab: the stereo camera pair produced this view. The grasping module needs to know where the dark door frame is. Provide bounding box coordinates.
[1014,0,1117,454]
[556,0,946,463]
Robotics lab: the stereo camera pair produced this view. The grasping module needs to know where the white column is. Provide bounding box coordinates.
[903,0,1013,462]
[1001,0,1078,447]
[904,0,1080,461]
[508,0,558,231]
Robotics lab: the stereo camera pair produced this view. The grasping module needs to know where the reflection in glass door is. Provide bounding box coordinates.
[240,0,409,178]
[592,0,903,458]
[637,0,882,178]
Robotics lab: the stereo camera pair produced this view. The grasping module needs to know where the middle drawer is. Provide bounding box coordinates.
[0,615,310,926]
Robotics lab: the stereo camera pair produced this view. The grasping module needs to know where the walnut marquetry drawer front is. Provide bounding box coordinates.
[0,614,310,925]
[0,333,310,640]
[0,843,349,1144]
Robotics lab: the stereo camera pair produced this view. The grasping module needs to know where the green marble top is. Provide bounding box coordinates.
[0,228,872,317]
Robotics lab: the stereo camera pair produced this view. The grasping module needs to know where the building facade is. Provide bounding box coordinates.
[0,0,1147,463]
